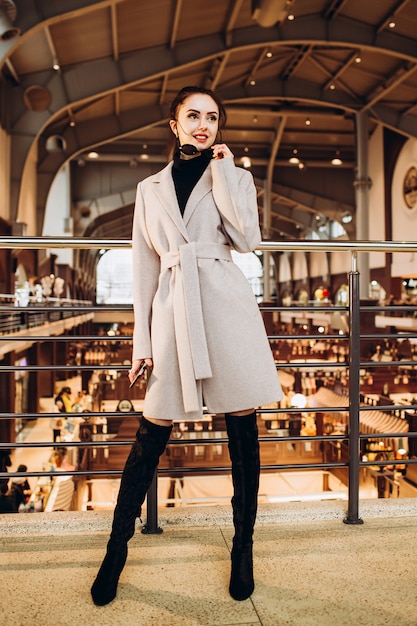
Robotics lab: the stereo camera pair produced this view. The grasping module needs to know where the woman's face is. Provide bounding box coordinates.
[170,93,219,151]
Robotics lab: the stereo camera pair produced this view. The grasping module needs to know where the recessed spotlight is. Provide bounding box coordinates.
[355,56,362,63]
[87,151,99,159]
[249,79,256,86]
[331,151,343,166]
[289,148,299,164]
[287,14,295,21]
[240,156,252,168]
[388,21,396,28]
[329,83,336,90]
[305,118,311,126]
[266,51,272,58]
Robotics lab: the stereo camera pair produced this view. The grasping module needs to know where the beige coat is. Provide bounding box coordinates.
[132,156,282,420]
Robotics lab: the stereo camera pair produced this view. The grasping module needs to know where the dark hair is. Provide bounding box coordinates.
[17,464,27,472]
[169,85,227,128]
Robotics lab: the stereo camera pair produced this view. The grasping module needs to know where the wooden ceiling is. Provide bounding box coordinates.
[2,0,417,239]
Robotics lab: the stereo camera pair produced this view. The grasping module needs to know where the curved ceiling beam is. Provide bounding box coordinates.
[32,74,357,228]
[8,13,417,223]
[9,14,417,131]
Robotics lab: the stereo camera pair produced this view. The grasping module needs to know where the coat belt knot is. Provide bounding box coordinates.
[160,242,232,412]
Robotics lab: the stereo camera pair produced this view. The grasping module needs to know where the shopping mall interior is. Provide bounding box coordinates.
[2,2,417,624]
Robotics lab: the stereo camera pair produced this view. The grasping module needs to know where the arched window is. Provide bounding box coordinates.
[96,249,268,304]
[96,250,133,304]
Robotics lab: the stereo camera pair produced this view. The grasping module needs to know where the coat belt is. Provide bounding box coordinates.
[160,242,232,413]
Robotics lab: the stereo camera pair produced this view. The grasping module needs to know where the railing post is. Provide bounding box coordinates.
[344,252,364,525]
[141,469,163,534]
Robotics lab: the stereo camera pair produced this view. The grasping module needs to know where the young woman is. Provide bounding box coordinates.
[91,85,282,606]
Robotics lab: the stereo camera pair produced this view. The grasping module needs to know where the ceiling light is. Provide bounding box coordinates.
[0,2,21,41]
[388,21,396,28]
[305,118,311,126]
[240,155,252,168]
[45,135,66,153]
[355,55,362,63]
[266,51,272,58]
[69,119,75,127]
[87,151,99,159]
[331,151,343,166]
[52,57,60,71]
[329,83,336,90]
[298,162,305,170]
[289,148,299,164]
[253,115,258,123]
[249,79,256,86]
[288,14,295,22]
[291,393,307,409]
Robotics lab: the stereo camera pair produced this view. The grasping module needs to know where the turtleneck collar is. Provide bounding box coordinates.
[172,148,213,215]
[173,147,213,167]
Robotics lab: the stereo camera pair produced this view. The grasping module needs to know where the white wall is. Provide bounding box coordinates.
[17,142,38,235]
[292,251,308,281]
[391,137,417,277]
[42,163,73,265]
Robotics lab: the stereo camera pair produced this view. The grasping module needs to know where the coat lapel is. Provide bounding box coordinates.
[182,168,212,226]
[151,163,189,240]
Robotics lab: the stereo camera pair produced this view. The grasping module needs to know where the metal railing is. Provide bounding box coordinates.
[1,237,417,528]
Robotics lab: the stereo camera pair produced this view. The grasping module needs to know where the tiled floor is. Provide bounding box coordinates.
[1,500,417,626]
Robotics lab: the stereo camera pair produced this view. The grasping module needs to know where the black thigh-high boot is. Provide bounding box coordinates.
[225,411,260,601]
[91,416,172,606]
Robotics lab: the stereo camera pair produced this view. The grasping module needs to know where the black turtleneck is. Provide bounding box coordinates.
[171,148,213,216]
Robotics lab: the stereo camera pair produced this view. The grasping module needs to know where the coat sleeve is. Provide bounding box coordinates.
[131,182,160,361]
[210,158,262,252]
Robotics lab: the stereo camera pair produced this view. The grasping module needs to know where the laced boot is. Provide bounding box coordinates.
[91,416,172,606]
[225,411,260,601]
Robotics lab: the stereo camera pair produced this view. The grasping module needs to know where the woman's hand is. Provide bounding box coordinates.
[212,143,234,160]
[128,358,153,385]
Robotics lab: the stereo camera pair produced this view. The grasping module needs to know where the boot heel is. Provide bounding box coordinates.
[229,544,254,601]
[91,545,128,606]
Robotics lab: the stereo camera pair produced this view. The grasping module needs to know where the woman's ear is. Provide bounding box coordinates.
[169,119,178,136]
